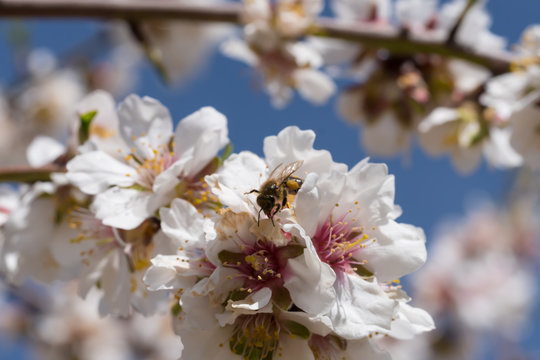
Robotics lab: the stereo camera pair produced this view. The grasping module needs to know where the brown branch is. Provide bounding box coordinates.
[0,165,65,183]
[0,0,512,75]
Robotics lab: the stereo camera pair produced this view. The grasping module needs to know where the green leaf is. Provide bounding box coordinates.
[78,110,98,144]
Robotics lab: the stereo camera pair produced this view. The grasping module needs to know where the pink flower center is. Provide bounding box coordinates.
[223,239,286,294]
[312,209,376,276]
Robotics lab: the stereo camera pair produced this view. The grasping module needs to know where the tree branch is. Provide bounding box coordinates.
[0,0,511,74]
[446,0,478,45]
[0,165,65,183]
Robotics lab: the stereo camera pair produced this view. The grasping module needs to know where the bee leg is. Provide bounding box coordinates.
[245,189,260,195]
[257,208,263,227]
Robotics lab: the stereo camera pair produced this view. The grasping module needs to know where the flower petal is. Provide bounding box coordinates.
[66,151,137,195]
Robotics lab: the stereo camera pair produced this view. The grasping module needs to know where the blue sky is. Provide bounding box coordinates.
[0,0,539,358]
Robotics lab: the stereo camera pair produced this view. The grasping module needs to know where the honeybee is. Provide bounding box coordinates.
[246,160,304,226]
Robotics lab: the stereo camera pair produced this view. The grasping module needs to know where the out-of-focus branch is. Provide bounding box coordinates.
[0,0,511,74]
[0,165,65,183]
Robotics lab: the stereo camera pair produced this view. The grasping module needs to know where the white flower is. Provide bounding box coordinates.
[139,0,232,84]
[332,0,392,24]
[15,68,85,141]
[206,126,346,222]
[175,274,389,360]
[439,0,507,54]
[510,104,540,169]
[0,183,80,284]
[289,159,429,338]
[143,198,217,293]
[418,106,522,173]
[223,0,334,108]
[67,94,229,230]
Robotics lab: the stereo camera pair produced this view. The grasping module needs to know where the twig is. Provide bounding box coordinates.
[0,0,511,74]
[0,165,65,183]
[446,0,479,45]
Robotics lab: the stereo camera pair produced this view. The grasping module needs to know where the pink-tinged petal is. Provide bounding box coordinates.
[283,223,336,315]
[388,302,435,340]
[206,151,267,215]
[26,135,65,167]
[264,126,347,175]
[173,106,229,178]
[66,151,137,195]
[92,187,157,230]
[362,221,426,281]
[117,94,173,160]
[328,274,395,339]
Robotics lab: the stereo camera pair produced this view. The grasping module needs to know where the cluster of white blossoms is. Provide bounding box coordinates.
[0,90,435,359]
[324,0,526,172]
[222,0,337,107]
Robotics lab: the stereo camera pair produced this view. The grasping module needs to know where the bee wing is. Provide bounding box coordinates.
[269,160,304,185]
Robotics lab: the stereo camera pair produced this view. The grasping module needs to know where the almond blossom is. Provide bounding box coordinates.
[222,0,336,108]
[67,94,229,230]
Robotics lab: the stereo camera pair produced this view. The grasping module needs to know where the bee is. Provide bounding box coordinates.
[246,160,304,226]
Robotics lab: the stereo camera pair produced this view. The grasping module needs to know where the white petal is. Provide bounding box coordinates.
[389,302,435,340]
[92,187,157,230]
[263,126,347,175]
[173,106,229,178]
[362,221,427,281]
[160,198,208,247]
[26,135,65,167]
[362,113,410,156]
[66,151,137,195]
[295,69,336,105]
[278,334,315,360]
[117,94,173,160]
[483,127,522,169]
[283,224,337,315]
[206,151,267,215]
[328,274,395,339]
[220,38,258,65]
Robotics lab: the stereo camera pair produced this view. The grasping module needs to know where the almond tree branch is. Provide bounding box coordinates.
[446,0,479,45]
[0,0,511,75]
[0,165,64,183]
